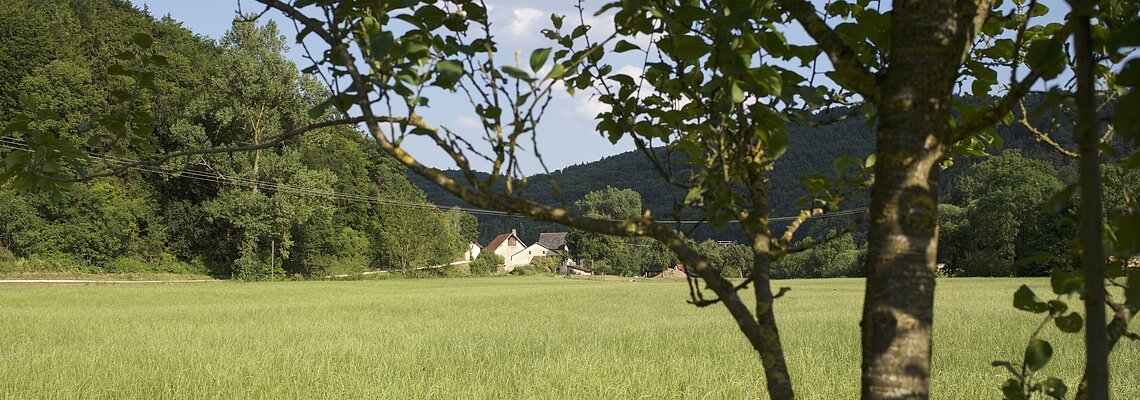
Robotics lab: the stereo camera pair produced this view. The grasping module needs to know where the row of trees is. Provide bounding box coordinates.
[0,0,474,278]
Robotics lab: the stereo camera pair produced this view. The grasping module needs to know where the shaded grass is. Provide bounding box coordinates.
[0,277,1135,399]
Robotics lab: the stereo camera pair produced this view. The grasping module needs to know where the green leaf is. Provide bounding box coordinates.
[1018,251,1055,266]
[370,32,395,58]
[148,54,168,66]
[1118,151,1140,169]
[501,66,533,82]
[1028,2,1050,17]
[2,120,29,135]
[434,60,464,89]
[972,79,991,98]
[683,186,704,205]
[614,40,641,53]
[545,64,567,80]
[1025,39,1065,79]
[1109,20,1140,51]
[1013,285,1049,313]
[308,98,332,119]
[550,14,563,30]
[107,65,132,77]
[671,35,709,62]
[1115,91,1140,142]
[731,82,744,103]
[1045,183,1077,213]
[131,32,153,49]
[1002,378,1027,400]
[1119,60,1140,87]
[1050,269,1083,295]
[133,123,154,137]
[1126,268,1140,310]
[1024,339,1053,371]
[19,94,38,110]
[763,125,788,160]
[529,48,551,72]
[1054,312,1083,333]
[1041,377,1068,400]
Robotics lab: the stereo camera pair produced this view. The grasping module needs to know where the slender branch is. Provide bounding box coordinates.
[776,0,879,100]
[1018,100,1079,158]
[774,222,858,258]
[948,21,1075,141]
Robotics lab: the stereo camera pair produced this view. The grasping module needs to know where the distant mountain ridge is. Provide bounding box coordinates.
[411,96,1093,244]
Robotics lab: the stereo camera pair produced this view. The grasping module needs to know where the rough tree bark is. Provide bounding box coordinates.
[860,0,980,398]
[751,231,793,399]
[1070,0,1109,398]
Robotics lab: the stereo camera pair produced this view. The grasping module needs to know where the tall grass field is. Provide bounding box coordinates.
[1,277,1136,399]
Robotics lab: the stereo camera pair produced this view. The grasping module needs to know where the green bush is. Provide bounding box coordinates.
[0,247,15,262]
[0,254,92,274]
[440,261,471,277]
[528,256,561,273]
[510,264,553,276]
[469,252,504,275]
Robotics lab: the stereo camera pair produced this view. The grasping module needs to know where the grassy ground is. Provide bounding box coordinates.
[0,277,1135,399]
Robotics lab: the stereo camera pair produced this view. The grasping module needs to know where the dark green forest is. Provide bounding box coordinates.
[0,0,474,278]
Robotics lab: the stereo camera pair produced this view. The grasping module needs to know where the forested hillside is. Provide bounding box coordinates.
[413,95,1100,245]
[0,0,474,277]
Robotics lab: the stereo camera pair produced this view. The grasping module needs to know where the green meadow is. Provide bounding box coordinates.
[1,277,1136,399]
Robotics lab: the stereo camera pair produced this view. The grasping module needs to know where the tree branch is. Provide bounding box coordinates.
[948,21,1075,142]
[776,0,880,101]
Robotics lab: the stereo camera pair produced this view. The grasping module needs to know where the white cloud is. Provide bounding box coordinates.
[574,95,610,118]
[509,8,544,36]
[455,115,481,130]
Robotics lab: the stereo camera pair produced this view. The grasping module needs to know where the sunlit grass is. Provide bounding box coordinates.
[0,277,1135,399]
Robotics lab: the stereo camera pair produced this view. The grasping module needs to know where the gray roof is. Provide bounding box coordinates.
[537,232,568,250]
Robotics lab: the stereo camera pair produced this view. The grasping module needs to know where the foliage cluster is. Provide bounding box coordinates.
[0,0,473,278]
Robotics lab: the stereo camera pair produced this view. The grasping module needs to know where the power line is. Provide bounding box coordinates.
[0,137,868,223]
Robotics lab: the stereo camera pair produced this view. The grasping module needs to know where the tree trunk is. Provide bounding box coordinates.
[1071,0,1108,398]
[861,1,965,398]
[752,233,794,399]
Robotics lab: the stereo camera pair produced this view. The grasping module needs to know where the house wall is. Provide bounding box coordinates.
[509,243,556,268]
[463,243,481,261]
[494,236,527,269]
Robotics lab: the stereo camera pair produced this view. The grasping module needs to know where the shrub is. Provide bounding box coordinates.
[441,261,472,277]
[529,256,561,273]
[0,247,15,262]
[469,252,504,275]
[510,264,553,276]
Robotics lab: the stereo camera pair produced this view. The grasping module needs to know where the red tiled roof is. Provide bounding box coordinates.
[485,232,517,252]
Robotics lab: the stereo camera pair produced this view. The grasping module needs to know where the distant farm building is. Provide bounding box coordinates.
[537,232,569,254]
[463,242,482,261]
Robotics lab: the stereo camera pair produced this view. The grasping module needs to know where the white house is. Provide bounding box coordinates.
[516,242,556,264]
[485,230,529,270]
[463,242,482,261]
